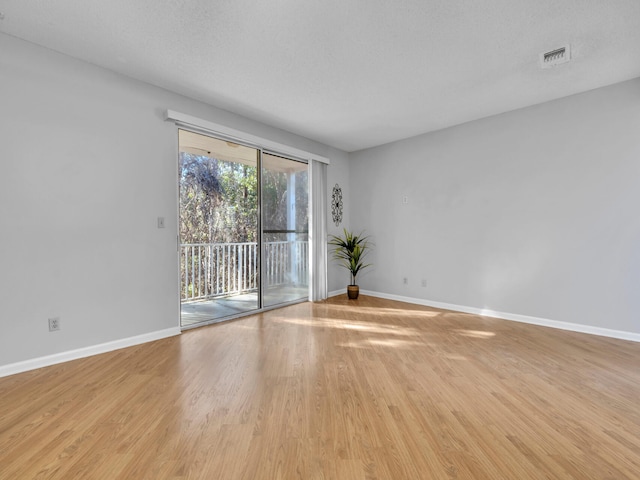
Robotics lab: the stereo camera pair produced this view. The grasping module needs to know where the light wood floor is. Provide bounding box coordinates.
[1,296,639,479]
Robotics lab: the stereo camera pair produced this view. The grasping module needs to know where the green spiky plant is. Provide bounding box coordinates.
[328,229,372,286]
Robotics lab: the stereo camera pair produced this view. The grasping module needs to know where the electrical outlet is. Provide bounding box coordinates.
[48,317,60,332]
[403,277,408,285]
[421,279,427,287]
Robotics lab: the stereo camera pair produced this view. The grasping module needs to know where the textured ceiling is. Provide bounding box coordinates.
[1,0,639,152]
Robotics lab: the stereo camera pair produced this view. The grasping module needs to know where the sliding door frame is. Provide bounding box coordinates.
[261,151,310,310]
[167,110,329,329]
[177,127,311,330]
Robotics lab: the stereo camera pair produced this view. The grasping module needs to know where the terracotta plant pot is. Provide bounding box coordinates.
[347,285,360,300]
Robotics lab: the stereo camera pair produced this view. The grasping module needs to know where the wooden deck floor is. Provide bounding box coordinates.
[1,295,639,479]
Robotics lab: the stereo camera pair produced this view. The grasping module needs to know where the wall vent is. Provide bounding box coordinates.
[540,45,571,68]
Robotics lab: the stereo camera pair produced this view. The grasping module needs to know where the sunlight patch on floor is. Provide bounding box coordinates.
[317,303,442,318]
[454,329,496,339]
[337,338,425,349]
[274,316,420,337]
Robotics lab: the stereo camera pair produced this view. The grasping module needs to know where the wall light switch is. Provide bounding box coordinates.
[157,217,165,228]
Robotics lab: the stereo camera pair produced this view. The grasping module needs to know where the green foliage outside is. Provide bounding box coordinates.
[179,153,309,299]
[179,153,258,244]
[179,152,309,245]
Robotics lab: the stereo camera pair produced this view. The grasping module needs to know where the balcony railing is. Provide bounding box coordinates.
[180,241,309,302]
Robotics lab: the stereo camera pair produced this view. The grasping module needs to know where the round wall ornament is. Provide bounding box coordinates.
[331,184,343,226]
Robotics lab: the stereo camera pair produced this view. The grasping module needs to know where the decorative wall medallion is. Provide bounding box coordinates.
[331,184,343,226]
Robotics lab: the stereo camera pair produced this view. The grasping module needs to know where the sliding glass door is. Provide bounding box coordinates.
[178,130,260,327]
[262,153,309,308]
[178,130,308,328]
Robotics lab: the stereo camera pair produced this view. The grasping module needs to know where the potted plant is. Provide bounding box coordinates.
[328,229,372,299]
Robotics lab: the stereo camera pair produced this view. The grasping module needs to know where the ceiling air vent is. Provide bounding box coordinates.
[540,44,571,68]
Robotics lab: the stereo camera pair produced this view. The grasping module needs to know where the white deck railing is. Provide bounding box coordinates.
[181,241,308,302]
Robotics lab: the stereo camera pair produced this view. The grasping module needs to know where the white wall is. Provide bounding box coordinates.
[350,78,640,335]
[0,33,349,369]
[326,157,351,293]
[3,31,636,372]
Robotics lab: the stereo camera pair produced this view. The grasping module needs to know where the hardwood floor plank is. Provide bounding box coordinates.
[1,295,639,479]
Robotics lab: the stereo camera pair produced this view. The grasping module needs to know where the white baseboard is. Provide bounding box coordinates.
[8,289,635,379]
[0,327,181,378]
[360,290,640,343]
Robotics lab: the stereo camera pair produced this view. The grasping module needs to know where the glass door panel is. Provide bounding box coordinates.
[178,130,259,327]
[261,153,309,308]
